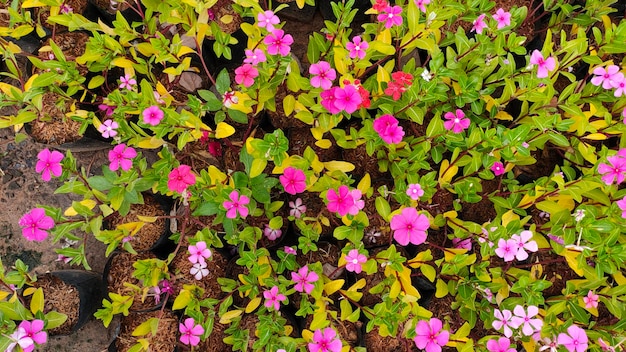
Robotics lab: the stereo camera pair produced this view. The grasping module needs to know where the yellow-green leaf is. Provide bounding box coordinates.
[245,296,261,313]
[215,122,235,139]
[30,288,44,314]
[323,161,355,172]
[219,309,243,324]
[420,264,436,282]
[324,279,345,295]
[136,137,165,149]
[435,279,448,298]
[111,57,135,68]
[172,289,192,310]
[283,94,296,117]
[357,173,371,194]
[250,158,267,178]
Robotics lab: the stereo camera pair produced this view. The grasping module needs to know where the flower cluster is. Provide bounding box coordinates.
[495,230,539,262]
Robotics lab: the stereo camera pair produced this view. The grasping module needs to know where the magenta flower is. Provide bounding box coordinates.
[406,183,424,200]
[617,196,626,218]
[244,48,266,66]
[291,265,318,294]
[264,29,293,56]
[623,107,626,124]
[414,0,430,13]
[188,241,211,264]
[223,190,250,219]
[263,286,286,311]
[472,14,488,34]
[19,208,54,242]
[333,85,362,114]
[327,185,359,216]
[309,327,342,352]
[597,153,626,185]
[414,318,449,352]
[263,225,282,241]
[235,63,259,87]
[257,10,280,32]
[289,198,306,218]
[378,5,403,29]
[511,305,543,336]
[491,161,505,176]
[119,74,136,90]
[190,262,209,280]
[486,337,516,352]
[583,290,599,309]
[511,230,538,261]
[391,207,430,246]
[283,246,297,255]
[279,167,307,195]
[346,36,369,59]
[493,8,511,29]
[179,318,204,346]
[610,72,626,97]
[452,238,472,250]
[591,65,621,89]
[36,148,64,182]
[557,325,588,352]
[530,50,557,79]
[309,61,337,90]
[108,144,136,171]
[373,114,405,144]
[98,103,115,116]
[495,238,518,262]
[345,249,367,274]
[60,3,73,13]
[320,87,342,114]
[18,320,47,350]
[167,165,196,193]
[142,105,164,126]
[492,308,514,338]
[443,109,470,133]
[98,120,119,139]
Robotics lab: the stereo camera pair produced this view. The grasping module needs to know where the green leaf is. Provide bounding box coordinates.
[375,197,391,221]
[45,311,68,330]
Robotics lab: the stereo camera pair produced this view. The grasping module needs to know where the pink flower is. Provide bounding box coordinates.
[557,325,588,352]
[283,246,297,255]
[530,50,557,79]
[18,320,47,350]
[472,14,488,34]
[610,72,626,97]
[617,196,626,218]
[289,198,306,218]
[264,29,293,56]
[391,207,430,246]
[511,230,538,261]
[333,85,362,114]
[98,103,115,116]
[493,8,511,29]
[583,290,599,309]
[413,318,449,352]
[327,185,360,216]
[167,165,196,193]
[378,5,403,29]
[486,337,516,352]
[309,61,337,90]
[414,0,430,13]
[291,265,318,294]
[7,327,34,352]
[263,286,286,311]
[179,317,204,346]
[443,109,470,133]
[19,208,54,242]
[280,167,307,195]
[591,65,621,89]
[320,87,341,114]
[142,105,164,126]
[511,305,543,336]
[452,238,472,250]
[263,225,282,241]
[406,183,424,200]
[188,241,211,264]
[119,74,136,90]
[309,328,342,352]
[623,107,626,124]
[244,48,266,66]
[491,161,505,176]
[222,90,238,108]
[492,309,514,338]
[349,189,365,215]
[98,120,119,138]
[598,338,616,352]
[60,3,73,13]
[495,238,518,262]
[190,262,209,280]
[108,144,136,171]
[373,114,405,144]
[223,190,250,219]
[235,63,259,87]
[345,249,367,274]
[257,10,280,32]
[346,36,369,59]
[597,152,626,185]
[36,148,64,181]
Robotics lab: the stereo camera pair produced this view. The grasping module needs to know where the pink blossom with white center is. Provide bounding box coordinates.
[346,36,369,60]
[344,249,367,274]
[289,197,306,218]
[591,65,621,89]
[244,48,266,66]
[491,161,505,176]
[223,190,250,219]
[98,120,119,139]
[472,14,488,34]
[557,325,588,352]
[610,72,626,97]
[406,183,424,200]
[495,238,518,262]
[263,225,282,241]
[222,91,238,108]
[119,74,136,90]
[511,305,543,336]
[414,0,430,13]
[179,318,204,346]
[511,230,538,261]
[16,320,47,352]
[529,50,557,79]
[413,318,449,352]
[190,262,209,280]
[188,241,211,264]
[309,61,337,90]
[443,109,470,133]
[257,10,280,32]
[583,290,599,309]
[378,5,403,29]
[492,309,514,338]
[263,286,286,311]
[493,8,511,29]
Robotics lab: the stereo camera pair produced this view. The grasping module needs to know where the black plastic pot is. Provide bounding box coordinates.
[107,309,179,352]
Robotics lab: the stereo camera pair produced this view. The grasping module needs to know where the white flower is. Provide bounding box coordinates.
[190,262,209,280]
[421,69,432,82]
[573,209,586,222]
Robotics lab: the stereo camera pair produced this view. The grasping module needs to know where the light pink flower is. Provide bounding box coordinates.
[18,320,47,351]
[280,167,307,195]
[583,290,599,309]
[591,65,621,89]
[377,5,403,29]
[257,10,280,32]
[530,50,557,79]
[222,90,238,108]
[443,109,470,133]
[345,249,367,274]
[18,208,54,242]
[406,183,424,200]
[346,36,369,59]
[373,114,405,144]
[7,327,34,352]
[108,144,136,171]
[452,238,472,250]
[119,74,136,90]
[167,165,196,193]
[263,225,282,241]
[414,0,430,13]
[617,196,626,218]
[223,190,250,219]
[597,152,626,185]
[623,107,626,124]
[333,85,362,114]
[283,246,297,255]
[598,338,616,352]
[291,265,318,294]
[495,238,518,262]
[190,262,209,280]
[493,8,511,29]
[492,309,514,338]
[60,3,72,13]
[36,148,64,182]
[610,72,626,97]
[491,161,505,176]
[142,105,164,126]
[539,336,559,352]
[98,120,119,139]
[391,207,429,246]
[264,29,293,56]
[486,337,516,352]
[244,48,267,66]
[320,87,342,114]
[472,14,488,34]
[349,189,365,215]
[289,198,306,218]
[188,241,211,264]
[57,254,72,263]
[263,286,286,311]
[511,230,539,261]
[309,61,336,90]
[413,318,449,352]
[309,327,342,352]
[511,305,543,336]
[235,64,259,87]
[179,318,204,346]
[557,325,588,352]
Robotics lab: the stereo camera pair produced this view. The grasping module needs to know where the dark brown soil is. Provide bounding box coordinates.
[107,194,169,252]
[170,241,228,300]
[114,309,179,352]
[29,92,83,145]
[105,251,163,312]
[34,274,80,335]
